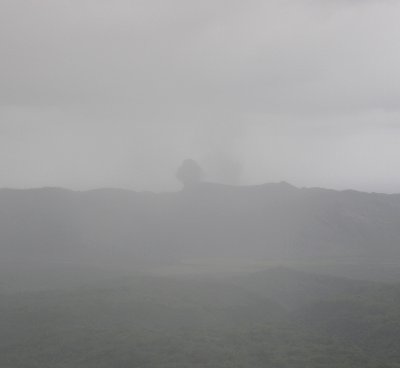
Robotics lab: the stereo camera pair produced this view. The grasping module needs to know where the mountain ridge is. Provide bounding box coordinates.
[1,182,400,268]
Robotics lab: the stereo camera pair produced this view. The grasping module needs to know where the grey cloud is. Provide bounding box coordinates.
[2,0,399,112]
[1,0,400,192]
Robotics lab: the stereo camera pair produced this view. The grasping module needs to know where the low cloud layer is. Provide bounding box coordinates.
[1,0,400,192]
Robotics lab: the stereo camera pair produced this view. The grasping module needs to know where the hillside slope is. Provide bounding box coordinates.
[1,183,400,267]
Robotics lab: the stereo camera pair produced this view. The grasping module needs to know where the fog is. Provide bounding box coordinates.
[1,0,400,192]
[3,3,400,366]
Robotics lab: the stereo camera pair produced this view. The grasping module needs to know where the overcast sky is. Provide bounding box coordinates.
[1,0,400,192]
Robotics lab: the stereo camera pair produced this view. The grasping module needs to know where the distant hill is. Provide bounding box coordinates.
[1,182,400,268]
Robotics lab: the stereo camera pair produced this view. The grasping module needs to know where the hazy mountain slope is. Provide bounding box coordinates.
[0,275,286,368]
[1,270,398,368]
[230,267,376,310]
[1,183,400,268]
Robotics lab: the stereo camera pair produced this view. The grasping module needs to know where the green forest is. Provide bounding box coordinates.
[1,267,400,368]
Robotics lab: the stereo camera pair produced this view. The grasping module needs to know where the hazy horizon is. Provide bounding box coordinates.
[3,3,400,367]
[2,0,400,193]
[2,178,400,196]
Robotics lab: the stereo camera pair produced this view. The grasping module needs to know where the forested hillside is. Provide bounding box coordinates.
[1,183,400,268]
[2,185,400,367]
[1,269,400,367]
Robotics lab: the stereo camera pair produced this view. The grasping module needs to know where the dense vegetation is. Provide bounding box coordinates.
[1,268,400,367]
[2,186,400,366]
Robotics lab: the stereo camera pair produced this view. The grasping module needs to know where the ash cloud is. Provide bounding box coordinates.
[1,0,400,192]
